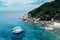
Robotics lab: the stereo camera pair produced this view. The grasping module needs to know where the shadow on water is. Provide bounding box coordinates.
[11,32,24,40]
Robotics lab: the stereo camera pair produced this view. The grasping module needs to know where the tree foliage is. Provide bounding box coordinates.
[28,0,60,20]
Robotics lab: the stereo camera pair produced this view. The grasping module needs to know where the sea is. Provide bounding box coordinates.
[0,11,60,40]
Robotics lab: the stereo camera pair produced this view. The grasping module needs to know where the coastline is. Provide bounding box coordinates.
[19,14,54,25]
[19,14,60,30]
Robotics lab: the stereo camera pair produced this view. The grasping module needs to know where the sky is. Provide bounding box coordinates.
[0,0,54,11]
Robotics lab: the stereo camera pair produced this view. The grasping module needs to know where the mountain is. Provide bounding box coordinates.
[28,0,60,21]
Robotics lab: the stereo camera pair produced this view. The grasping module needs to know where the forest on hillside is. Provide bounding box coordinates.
[28,0,60,21]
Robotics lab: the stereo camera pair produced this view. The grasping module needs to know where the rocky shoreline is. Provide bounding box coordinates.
[19,14,60,30]
[19,14,54,25]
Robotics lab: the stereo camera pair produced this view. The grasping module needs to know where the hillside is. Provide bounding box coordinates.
[28,0,60,21]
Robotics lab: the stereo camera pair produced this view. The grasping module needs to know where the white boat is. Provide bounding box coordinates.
[12,27,23,34]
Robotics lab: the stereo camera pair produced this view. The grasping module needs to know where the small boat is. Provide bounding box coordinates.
[45,27,54,30]
[12,27,23,34]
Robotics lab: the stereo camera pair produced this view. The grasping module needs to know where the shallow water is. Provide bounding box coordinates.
[0,12,60,40]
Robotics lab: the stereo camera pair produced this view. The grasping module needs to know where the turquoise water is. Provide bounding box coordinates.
[0,12,60,40]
